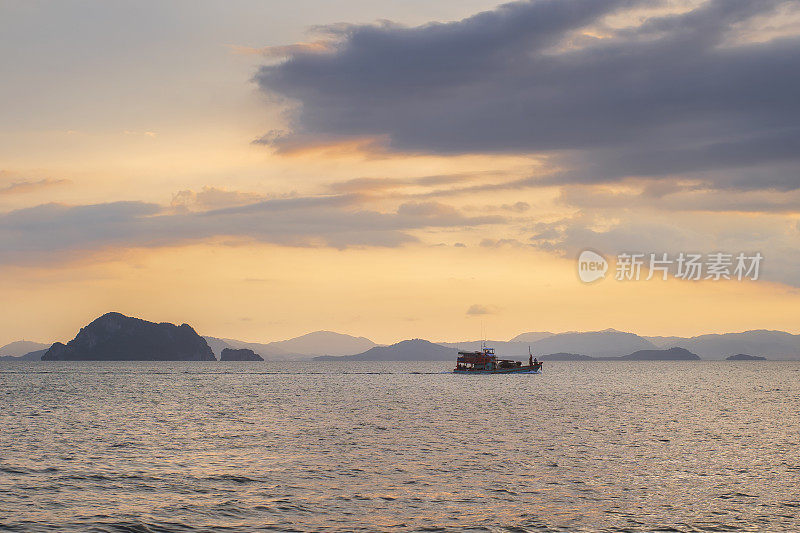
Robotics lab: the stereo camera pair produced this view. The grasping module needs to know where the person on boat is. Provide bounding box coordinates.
[529,353,533,367]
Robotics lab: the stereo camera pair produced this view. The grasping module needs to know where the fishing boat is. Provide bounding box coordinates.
[453,346,542,374]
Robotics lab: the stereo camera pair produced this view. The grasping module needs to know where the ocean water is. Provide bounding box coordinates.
[1,361,799,532]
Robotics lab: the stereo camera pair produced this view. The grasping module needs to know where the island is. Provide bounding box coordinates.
[220,347,264,361]
[617,347,700,360]
[41,312,217,361]
[725,353,766,361]
[539,347,701,361]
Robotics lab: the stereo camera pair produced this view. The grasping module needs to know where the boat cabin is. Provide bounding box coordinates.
[455,347,523,372]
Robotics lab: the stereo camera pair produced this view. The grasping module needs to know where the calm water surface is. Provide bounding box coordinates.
[1,361,799,532]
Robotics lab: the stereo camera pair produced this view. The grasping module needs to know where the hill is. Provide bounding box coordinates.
[42,312,216,361]
[204,330,376,360]
[270,330,376,356]
[315,339,456,361]
[647,330,800,360]
[0,340,50,358]
[532,329,657,358]
[618,347,700,360]
[508,331,555,343]
[19,349,47,361]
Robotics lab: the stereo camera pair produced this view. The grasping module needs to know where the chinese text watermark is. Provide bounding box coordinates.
[578,250,763,283]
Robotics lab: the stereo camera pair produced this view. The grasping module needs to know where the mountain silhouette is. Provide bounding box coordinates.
[0,340,50,358]
[315,339,456,361]
[204,330,376,359]
[618,347,700,360]
[42,312,216,361]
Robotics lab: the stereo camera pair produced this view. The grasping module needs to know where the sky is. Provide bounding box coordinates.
[1,0,799,346]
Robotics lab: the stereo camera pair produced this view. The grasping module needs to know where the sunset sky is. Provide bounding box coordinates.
[1,0,799,346]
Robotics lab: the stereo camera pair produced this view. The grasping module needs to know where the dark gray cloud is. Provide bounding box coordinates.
[256,0,800,190]
[0,195,505,262]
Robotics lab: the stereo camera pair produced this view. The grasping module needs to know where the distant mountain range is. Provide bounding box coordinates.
[204,330,376,360]
[3,322,798,361]
[645,330,800,359]
[316,342,701,362]
[443,329,800,360]
[314,339,456,361]
[440,329,655,358]
[0,340,50,359]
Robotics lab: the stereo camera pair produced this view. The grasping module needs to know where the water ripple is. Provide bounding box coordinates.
[1,360,799,532]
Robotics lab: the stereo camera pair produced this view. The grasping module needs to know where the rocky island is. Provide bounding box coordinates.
[725,353,766,361]
[220,348,264,361]
[41,312,217,361]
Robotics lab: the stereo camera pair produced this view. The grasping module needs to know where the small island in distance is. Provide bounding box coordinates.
[725,353,766,361]
[617,347,700,360]
[220,348,264,361]
[536,348,700,361]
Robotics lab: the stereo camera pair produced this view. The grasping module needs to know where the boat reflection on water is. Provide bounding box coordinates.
[453,346,542,374]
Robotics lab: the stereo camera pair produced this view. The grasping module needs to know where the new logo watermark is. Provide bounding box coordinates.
[577,250,763,283]
[577,250,608,283]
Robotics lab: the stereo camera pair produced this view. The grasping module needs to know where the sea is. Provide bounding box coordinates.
[1,360,799,532]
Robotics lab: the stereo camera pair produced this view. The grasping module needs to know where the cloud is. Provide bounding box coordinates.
[170,186,267,211]
[227,41,333,58]
[466,304,498,316]
[0,193,506,263]
[123,130,158,137]
[557,180,800,213]
[327,171,501,195]
[255,0,800,191]
[528,211,800,286]
[324,170,552,203]
[0,178,70,195]
[479,238,526,248]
